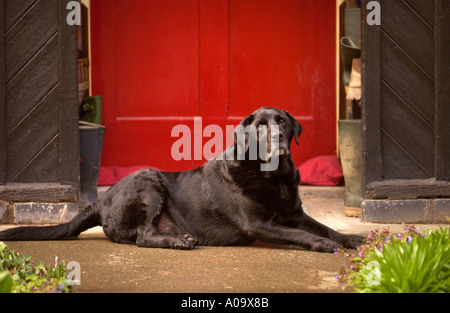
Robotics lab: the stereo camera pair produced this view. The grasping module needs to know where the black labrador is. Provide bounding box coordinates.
[0,107,363,252]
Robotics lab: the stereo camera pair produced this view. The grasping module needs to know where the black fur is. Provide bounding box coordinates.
[0,107,363,252]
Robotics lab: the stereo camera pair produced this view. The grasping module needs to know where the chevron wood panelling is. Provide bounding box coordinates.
[1,0,78,191]
[4,0,59,182]
[380,0,435,179]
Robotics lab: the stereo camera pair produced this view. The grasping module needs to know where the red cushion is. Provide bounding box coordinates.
[299,155,343,186]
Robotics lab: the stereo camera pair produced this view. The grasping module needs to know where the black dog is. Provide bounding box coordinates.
[0,107,363,252]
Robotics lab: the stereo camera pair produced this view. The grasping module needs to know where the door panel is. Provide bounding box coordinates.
[115,0,200,118]
[91,0,336,174]
[228,0,336,167]
[229,0,313,116]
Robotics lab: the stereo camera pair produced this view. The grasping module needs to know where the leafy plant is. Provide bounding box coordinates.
[336,225,450,293]
[0,271,12,293]
[0,242,71,293]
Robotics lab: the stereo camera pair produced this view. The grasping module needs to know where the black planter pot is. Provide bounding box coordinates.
[79,121,106,208]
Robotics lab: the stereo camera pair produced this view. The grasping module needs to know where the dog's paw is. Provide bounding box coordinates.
[183,233,199,246]
[311,238,341,253]
[171,234,199,250]
[340,234,364,249]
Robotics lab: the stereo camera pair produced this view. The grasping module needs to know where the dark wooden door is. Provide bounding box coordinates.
[91,0,336,175]
[0,0,79,223]
[362,0,450,222]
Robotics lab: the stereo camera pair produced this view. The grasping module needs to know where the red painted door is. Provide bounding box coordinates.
[91,0,335,182]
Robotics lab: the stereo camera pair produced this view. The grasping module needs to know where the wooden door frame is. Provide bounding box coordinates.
[0,0,79,224]
[0,0,6,186]
[361,0,450,222]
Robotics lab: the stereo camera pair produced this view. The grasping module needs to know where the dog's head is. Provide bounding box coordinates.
[234,107,302,162]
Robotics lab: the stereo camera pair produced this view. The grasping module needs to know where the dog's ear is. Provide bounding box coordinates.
[283,110,302,145]
[240,113,254,127]
[232,113,255,159]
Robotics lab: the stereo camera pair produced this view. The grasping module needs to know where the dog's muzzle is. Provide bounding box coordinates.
[266,127,289,159]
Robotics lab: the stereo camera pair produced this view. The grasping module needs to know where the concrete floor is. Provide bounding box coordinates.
[0,186,444,293]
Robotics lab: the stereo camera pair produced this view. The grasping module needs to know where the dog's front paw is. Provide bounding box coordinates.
[183,233,199,246]
[311,238,341,253]
[340,234,364,249]
[171,234,199,250]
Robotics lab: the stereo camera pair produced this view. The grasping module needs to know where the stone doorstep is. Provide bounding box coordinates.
[362,199,450,224]
[0,202,7,223]
[0,202,79,225]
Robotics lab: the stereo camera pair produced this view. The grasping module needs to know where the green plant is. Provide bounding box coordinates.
[336,225,450,293]
[0,242,71,293]
[0,271,12,293]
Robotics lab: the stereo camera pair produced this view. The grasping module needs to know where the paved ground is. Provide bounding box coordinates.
[0,186,444,293]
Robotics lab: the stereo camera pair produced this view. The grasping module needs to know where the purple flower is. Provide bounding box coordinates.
[385,236,390,243]
[407,236,412,244]
[359,251,364,258]
[335,275,339,280]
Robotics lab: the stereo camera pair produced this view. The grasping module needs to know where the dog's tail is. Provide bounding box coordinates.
[0,202,101,241]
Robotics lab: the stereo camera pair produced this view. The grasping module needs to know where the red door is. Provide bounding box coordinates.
[91,0,336,183]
